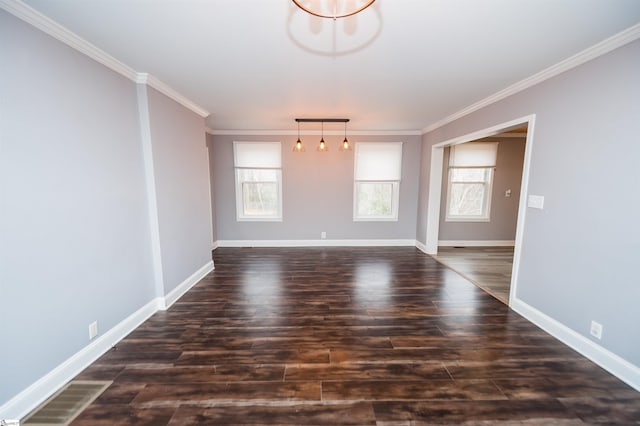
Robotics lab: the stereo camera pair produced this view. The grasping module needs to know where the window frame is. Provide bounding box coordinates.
[445,142,498,222]
[445,166,494,222]
[353,142,402,222]
[233,141,283,222]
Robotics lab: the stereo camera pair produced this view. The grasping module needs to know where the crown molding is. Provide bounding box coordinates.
[136,74,209,118]
[206,129,422,136]
[0,0,138,80]
[422,22,640,134]
[1,0,209,119]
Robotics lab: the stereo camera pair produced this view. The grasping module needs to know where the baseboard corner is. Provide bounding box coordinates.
[162,260,215,310]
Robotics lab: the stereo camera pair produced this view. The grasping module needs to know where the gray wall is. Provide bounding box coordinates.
[438,138,525,242]
[147,87,213,293]
[0,10,155,404]
[209,134,421,241]
[418,39,640,365]
[0,10,212,407]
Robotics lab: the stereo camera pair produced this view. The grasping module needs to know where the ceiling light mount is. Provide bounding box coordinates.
[292,0,376,19]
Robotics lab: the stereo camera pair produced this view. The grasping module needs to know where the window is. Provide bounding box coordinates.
[353,142,402,221]
[233,142,282,221]
[446,142,498,221]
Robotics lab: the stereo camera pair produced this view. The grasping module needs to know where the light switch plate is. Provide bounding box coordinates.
[89,321,98,340]
[528,195,544,209]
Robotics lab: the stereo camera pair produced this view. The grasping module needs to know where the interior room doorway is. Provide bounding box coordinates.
[424,116,535,306]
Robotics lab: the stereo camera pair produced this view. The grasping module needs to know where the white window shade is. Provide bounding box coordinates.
[449,142,498,168]
[234,142,281,168]
[355,142,403,181]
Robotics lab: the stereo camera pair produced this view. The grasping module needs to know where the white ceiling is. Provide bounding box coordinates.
[20,0,640,132]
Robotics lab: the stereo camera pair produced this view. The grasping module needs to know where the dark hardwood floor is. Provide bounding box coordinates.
[433,247,514,305]
[71,247,639,425]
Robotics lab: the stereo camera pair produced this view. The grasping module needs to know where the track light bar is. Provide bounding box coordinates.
[293,118,351,153]
[295,118,350,123]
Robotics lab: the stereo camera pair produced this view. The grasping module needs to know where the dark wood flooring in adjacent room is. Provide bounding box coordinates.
[71,247,639,425]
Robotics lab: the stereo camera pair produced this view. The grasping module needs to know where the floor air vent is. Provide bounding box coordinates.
[21,380,111,426]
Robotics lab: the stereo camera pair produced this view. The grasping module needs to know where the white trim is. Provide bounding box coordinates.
[0,298,160,421]
[216,239,417,248]
[422,23,640,134]
[353,181,400,222]
[0,256,215,420]
[431,116,536,150]
[424,114,535,302]
[136,73,209,118]
[424,146,444,254]
[445,165,495,223]
[508,116,536,305]
[212,241,219,251]
[511,298,640,392]
[204,143,215,251]
[136,84,166,300]
[236,217,283,222]
[0,0,137,80]
[353,142,403,221]
[206,129,422,136]
[0,0,209,119]
[415,240,428,254]
[160,261,214,310]
[438,240,515,247]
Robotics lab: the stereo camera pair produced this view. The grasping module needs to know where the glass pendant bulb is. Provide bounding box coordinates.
[293,122,305,152]
[317,121,328,152]
[339,121,352,151]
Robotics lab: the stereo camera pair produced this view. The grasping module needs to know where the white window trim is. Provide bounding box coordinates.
[233,141,283,222]
[353,181,400,221]
[445,166,494,222]
[353,142,403,222]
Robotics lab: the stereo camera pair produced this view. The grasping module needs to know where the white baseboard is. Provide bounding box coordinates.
[0,261,216,421]
[511,298,640,392]
[160,260,214,310]
[211,241,219,251]
[415,240,428,254]
[0,298,159,421]
[438,240,515,247]
[216,239,417,248]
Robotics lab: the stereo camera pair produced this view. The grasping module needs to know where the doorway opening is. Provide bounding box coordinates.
[424,115,535,306]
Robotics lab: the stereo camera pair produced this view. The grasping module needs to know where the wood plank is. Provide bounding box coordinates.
[65,247,636,424]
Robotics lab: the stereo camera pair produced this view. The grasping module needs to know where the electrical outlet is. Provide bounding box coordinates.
[321,231,326,239]
[89,321,98,340]
[590,320,603,339]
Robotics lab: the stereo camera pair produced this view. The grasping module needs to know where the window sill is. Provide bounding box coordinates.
[445,217,491,223]
[353,217,399,222]
[236,217,283,222]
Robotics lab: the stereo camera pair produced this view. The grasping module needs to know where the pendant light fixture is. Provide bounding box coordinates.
[317,121,328,152]
[293,120,305,152]
[339,120,351,151]
[293,118,350,153]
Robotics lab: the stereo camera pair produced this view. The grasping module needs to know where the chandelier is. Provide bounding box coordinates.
[292,0,376,19]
